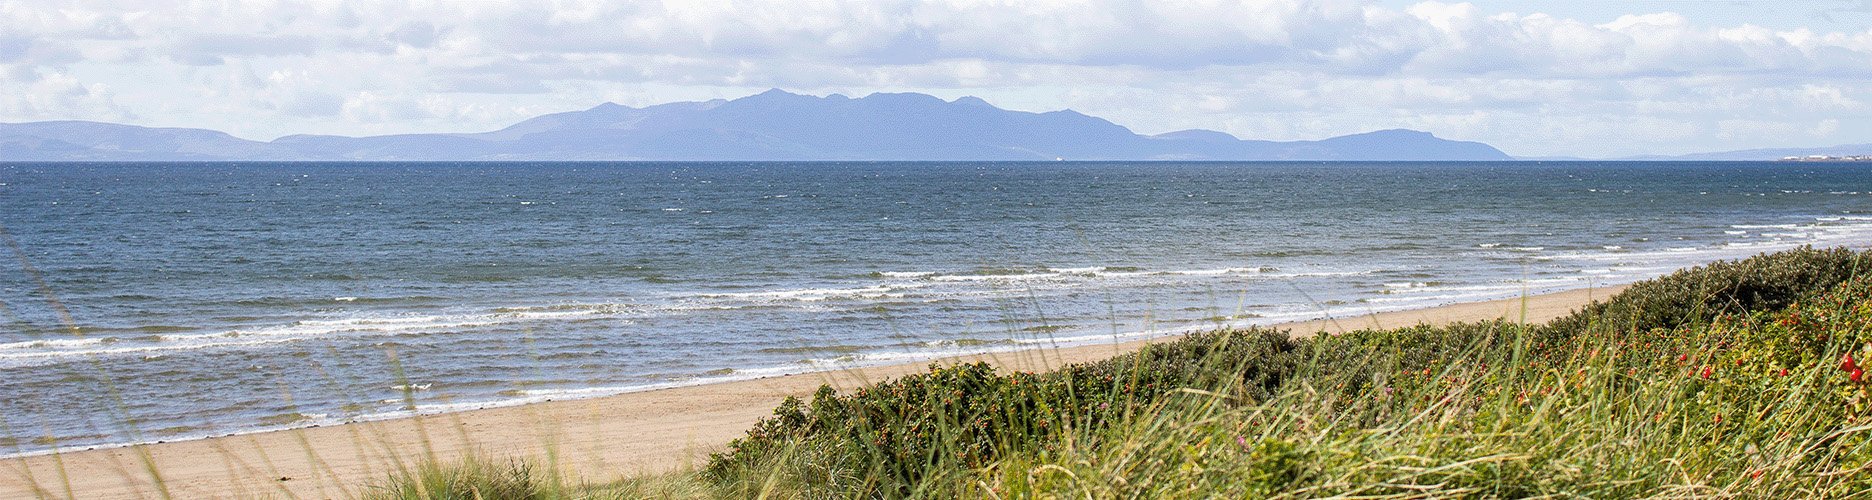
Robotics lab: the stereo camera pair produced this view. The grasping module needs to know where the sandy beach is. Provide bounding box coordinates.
[1,284,1625,500]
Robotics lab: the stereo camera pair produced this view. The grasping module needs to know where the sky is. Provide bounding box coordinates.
[4,1,1872,158]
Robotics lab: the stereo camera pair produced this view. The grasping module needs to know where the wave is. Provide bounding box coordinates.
[0,313,546,367]
[696,284,919,301]
[931,272,1065,282]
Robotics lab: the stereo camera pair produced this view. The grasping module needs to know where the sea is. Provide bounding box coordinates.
[3,160,1871,455]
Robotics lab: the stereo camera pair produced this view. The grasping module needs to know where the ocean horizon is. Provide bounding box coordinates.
[4,160,1871,455]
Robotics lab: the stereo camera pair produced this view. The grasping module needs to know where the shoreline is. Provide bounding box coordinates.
[0,283,1626,500]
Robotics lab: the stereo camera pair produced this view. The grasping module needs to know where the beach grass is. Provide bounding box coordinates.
[334,246,1872,498]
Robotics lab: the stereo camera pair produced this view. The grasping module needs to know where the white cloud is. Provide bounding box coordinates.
[2,0,1872,156]
[0,71,135,122]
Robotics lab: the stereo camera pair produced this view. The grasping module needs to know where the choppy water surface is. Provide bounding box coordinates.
[3,161,1870,453]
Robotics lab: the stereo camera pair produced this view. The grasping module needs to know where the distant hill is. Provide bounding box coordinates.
[1621,143,1872,161]
[0,90,1513,161]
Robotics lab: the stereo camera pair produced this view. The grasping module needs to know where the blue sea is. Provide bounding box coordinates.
[3,161,1871,454]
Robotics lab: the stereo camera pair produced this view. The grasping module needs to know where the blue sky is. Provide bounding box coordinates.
[5,0,1872,158]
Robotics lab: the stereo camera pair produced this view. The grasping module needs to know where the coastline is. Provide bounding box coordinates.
[0,283,1627,500]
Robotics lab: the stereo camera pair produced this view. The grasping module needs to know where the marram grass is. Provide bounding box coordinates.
[974,296,1872,499]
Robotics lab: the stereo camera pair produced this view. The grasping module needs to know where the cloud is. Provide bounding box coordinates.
[0,37,33,63]
[10,1,1871,81]
[343,91,435,123]
[2,0,1872,156]
[0,71,135,122]
[277,91,343,117]
[0,36,83,67]
[176,34,318,60]
[387,21,441,49]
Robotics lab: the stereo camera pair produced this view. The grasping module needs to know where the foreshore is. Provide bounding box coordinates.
[1,283,1627,500]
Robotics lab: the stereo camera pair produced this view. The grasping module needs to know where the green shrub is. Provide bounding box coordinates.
[1054,328,1298,408]
[365,458,546,500]
[1543,246,1872,338]
[703,362,1055,497]
[702,329,1299,497]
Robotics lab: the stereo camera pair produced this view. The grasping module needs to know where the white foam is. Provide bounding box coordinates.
[933,272,1061,282]
[0,313,545,367]
[696,285,907,301]
[1363,293,1468,304]
[1164,268,1235,276]
[1093,269,1156,278]
[1261,270,1372,279]
[1167,267,1272,276]
[0,337,101,351]
[1050,266,1106,274]
[1382,283,1522,295]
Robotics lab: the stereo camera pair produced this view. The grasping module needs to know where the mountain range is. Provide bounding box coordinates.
[0,90,1513,162]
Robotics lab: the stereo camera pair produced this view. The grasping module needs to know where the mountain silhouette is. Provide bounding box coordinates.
[0,90,1513,161]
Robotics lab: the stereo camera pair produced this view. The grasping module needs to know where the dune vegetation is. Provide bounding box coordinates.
[353,246,1872,498]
